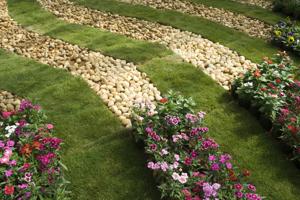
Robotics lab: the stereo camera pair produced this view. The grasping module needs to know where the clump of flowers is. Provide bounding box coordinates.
[232,52,300,161]
[272,19,300,54]
[0,100,69,199]
[132,92,263,200]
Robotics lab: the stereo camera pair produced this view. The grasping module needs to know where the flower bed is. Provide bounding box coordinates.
[273,0,300,19]
[0,100,68,199]
[232,52,300,161]
[272,19,300,54]
[132,92,263,200]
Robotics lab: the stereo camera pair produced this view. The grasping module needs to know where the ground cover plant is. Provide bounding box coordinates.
[0,100,68,199]
[132,92,263,200]
[232,52,300,161]
[273,19,300,54]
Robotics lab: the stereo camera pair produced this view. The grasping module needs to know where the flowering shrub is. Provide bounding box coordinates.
[0,100,69,199]
[132,92,263,200]
[272,19,300,54]
[232,52,300,160]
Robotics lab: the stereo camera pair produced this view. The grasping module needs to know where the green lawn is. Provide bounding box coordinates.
[190,0,284,25]
[0,49,160,200]
[6,0,300,199]
[70,0,300,65]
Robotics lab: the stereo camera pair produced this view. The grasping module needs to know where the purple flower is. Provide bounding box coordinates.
[5,170,13,177]
[6,140,15,147]
[211,163,220,171]
[18,184,28,189]
[0,141,5,148]
[165,115,181,126]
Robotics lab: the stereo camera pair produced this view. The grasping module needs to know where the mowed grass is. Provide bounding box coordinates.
[70,0,300,65]
[190,0,284,25]
[7,0,300,199]
[0,49,160,200]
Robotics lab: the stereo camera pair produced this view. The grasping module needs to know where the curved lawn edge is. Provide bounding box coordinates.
[70,0,300,66]
[7,1,300,199]
[0,49,160,199]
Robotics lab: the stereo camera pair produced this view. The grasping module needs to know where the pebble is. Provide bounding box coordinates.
[231,0,273,10]
[0,90,21,112]
[0,0,161,127]
[38,0,258,89]
[118,0,272,39]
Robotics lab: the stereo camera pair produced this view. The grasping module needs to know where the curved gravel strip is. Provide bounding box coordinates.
[117,0,272,39]
[38,0,257,90]
[0,0,161,127]
[0,90,21,112]
[231,0,273,10]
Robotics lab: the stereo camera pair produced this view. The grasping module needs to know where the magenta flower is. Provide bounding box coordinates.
[5,170,13,177]
[211,163,220,171]
[6,140,15,147]
[235,191,244,198]
[247,184,256,192]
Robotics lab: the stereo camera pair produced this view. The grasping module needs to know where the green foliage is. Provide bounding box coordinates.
[273,0,300,19]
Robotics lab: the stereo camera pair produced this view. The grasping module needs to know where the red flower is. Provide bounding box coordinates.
[254,70,261,78]
[32,141,42,150]
[243,170,251,177]
[20,144,32,157]
[260,87,267,92]
[267,60,273,64]
[159,98,168,103]
[290,117,297,122]
[4,185,14,195]
[275,78,281,84]
[288,125,298,135]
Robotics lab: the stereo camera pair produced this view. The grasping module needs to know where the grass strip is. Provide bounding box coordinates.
[7,0,300,199]
[0,49,160,200]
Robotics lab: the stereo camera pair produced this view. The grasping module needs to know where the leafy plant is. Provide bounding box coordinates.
[132,91,263,200]
[232,52,300,161]
[0,100,69,199]
[272,19,300,54]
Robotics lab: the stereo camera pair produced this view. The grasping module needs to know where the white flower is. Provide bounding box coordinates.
[4,125,17,138]
[243,82,253,87]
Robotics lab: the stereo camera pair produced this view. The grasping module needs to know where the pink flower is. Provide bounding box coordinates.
[174,154,180,161]
[2,112,12,119]
[208,155,216,161]
[46,124,54,130]
[0,156,10,164]
[225,162,232,169]
[247,184,256,192]
[234,183,243,191]
[172,172,180,180]
[235,191,243,198]
[178,176,188,184]
[160,162,169,172]
[147,162,154,169]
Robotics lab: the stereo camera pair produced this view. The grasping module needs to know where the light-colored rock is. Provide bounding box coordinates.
[0,0,161,126]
